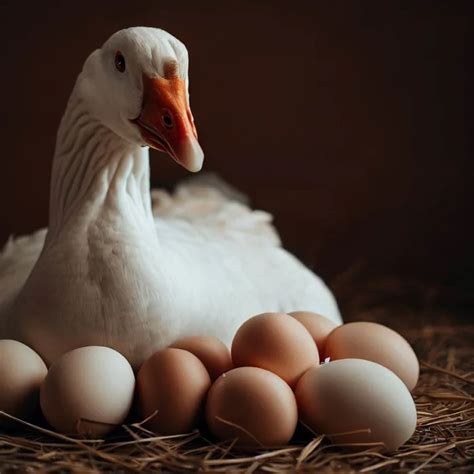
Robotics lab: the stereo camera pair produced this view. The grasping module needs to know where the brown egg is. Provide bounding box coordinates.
[206,367,298,447]
[295,359,417,451]
[0,340,47,424]
[40,346,135,437]
[288,311,339,353]
[232,312,319,387]
[170,335,233,381]
[324,322,419,391]
[136,348,211,435]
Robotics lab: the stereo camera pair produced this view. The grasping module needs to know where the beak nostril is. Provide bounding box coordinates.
[162,113,174,129]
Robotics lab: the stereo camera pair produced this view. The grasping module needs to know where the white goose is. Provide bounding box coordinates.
[0,27,342,369]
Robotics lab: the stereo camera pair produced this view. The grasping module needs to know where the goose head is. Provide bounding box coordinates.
[77,26,204,172]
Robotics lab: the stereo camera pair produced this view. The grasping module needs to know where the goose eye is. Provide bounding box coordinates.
[115,52,126,73]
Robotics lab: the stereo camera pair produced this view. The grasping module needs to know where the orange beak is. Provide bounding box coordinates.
[132,74,204,172]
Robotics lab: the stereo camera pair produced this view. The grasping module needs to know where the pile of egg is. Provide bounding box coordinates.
[0,312,419,451]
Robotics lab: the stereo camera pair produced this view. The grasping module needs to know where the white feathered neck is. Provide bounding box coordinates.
[46,82,154,244]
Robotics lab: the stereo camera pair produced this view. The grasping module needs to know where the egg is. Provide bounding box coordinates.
[40,346,135,437]
[231,312,319,387]
[0,340,47,423]
[295,359,417,451]
[206,367,298,447]
[136,348,211,435]
[170,335,233,381]
[324,322,419,391]
[288,311,339,353]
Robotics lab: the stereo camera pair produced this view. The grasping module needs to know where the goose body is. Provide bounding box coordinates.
[0,27,341,368]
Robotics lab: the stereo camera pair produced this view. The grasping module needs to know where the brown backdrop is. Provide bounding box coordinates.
[0,1,472,283]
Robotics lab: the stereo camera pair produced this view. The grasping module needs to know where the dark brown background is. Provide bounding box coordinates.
[0,1,472,283]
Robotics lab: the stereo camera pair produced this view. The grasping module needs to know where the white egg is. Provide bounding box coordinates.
[0,339,47,423]
[40,346,135,437]
[295,359,417,451]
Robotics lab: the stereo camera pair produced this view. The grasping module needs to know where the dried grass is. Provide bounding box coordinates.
[1,267,473,472]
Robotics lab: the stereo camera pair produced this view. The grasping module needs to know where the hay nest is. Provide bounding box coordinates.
[1,266,473,473]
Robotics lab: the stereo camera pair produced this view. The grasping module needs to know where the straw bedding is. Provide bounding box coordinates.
[1,266,473,473]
